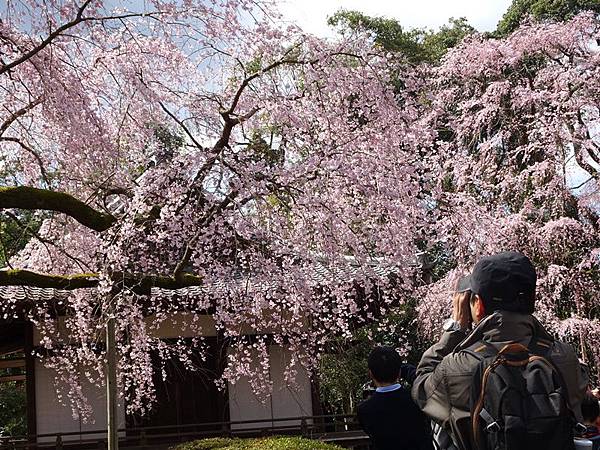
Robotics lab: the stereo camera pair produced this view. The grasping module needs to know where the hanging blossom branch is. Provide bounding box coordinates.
[0,0,165,76]
[0,187,206,294]
[0,0,95,76]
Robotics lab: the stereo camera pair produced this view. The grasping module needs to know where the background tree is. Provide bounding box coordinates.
[417,13,600,376]
[0,381,26,436]
[322,4,600,410]
[496,0,600,35]
[318,305,424,415]
[328,10,475,64]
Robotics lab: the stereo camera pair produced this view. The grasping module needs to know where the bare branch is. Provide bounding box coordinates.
[4,211,91,272]
[0,3,163,76]
[570,176,595,191]
[159,102,205,151]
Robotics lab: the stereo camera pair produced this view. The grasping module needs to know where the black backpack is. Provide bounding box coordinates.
[464,339,576,450]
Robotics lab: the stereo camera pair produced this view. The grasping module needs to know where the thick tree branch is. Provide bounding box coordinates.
[0,186,116,232]
[111,271,204,295]
[0,269,204,295]
[0,269,98,289]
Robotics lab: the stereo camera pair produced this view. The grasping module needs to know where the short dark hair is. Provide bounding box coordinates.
[368,346,401,384]
[582,393,600,424]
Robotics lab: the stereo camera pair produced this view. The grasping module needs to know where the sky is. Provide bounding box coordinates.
[278,0,514,37]
[0,0,513,35]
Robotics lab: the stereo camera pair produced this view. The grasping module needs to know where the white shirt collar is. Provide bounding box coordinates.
[375,383,402,393]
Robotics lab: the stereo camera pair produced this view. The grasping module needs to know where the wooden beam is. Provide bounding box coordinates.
[0,358,25,369]
[0,374,26,382]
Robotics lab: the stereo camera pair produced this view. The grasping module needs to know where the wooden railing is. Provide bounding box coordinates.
[0,414,370,450]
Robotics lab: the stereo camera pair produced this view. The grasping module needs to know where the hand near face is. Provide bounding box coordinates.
[452,291,472,331]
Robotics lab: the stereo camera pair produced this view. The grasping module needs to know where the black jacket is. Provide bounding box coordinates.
[357,386,433,450]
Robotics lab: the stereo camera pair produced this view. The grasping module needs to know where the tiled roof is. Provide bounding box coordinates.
[0,257,408,303]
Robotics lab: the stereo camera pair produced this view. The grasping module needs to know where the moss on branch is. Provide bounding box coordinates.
[0,269,99,289]
[0,186,116,232]
[0,269,204,295]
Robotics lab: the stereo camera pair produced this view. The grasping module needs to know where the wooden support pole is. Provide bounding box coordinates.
[25,322,37,444]
[106,315,118,450]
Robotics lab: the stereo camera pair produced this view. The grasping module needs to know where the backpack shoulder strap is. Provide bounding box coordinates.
[528,336,554,357]
[460,340,497,361]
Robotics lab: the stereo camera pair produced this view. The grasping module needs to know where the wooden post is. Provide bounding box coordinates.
[25,322,37,444]
[106,315,119,450]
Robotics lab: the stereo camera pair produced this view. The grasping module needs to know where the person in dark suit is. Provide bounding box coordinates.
[357,346,433,450]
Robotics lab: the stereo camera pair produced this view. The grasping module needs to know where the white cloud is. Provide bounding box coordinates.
[278,0,513,37]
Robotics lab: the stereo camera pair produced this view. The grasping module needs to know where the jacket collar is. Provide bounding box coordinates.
[454,310,554,353]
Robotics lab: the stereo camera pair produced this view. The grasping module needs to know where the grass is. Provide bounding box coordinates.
[172,436,345,450]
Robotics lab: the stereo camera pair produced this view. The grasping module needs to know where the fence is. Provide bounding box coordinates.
[0,414,370,450]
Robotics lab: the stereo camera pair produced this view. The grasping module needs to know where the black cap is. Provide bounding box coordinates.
[460,251,537,314]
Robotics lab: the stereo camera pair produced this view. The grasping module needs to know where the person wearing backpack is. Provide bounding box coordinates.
[411,251,588,450]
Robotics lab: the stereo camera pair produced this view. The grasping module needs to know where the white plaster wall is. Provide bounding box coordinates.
[269,346,313,427]
[228,345,312,430]
[35,361,125,443]
[145,313,217,338]
[228,370,274,430]
[144,312,300,339]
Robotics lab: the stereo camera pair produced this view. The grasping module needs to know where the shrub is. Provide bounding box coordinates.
[173,436,344,450]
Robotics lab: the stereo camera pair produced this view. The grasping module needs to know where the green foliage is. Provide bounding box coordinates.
[420,241,458,284]
[173,437,344,450]
[318,306,424,414]
[328,10,474,64]
[0,382,27,437]
[421,18,476,62]
[153,124,185,153]
[248,131,284,167]
[0,211,43,266]
[496,0,600,35]
[246,56,263,74]
[149,123,185,161]
[328,10,424,63]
